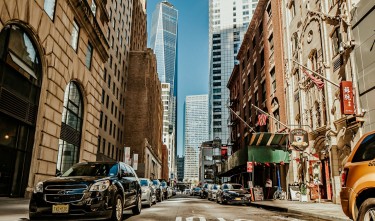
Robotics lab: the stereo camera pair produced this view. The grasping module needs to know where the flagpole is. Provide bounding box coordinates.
[227,106,256,133]
[251,104,289,129]
[291,59,340,88]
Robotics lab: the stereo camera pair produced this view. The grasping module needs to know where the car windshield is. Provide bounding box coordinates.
[152,180,159,186]
[194,187,201,191]
[223,184,242,190]
[213,185,219,190]
[352,133,375,162]
[140,179,149,186]
[161,182,167,187]
[61,163,118,177]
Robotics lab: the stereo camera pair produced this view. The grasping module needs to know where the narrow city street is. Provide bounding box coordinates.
[123,195,329,221]
[0,194,335,221]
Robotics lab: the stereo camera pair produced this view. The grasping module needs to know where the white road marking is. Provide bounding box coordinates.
[218,218,226,221]
[176,217,182,221]
[234,219,254,221]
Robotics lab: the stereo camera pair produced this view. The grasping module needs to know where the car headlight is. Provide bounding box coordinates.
[90,180,110,192]
[34,182,43,193]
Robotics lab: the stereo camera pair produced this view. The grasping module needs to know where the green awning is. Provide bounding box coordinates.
[248,146,290,163]
[248,132,290,163]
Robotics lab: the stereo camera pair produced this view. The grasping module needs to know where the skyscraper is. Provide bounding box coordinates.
[208,0,258,144]
[149,1,178,178]
[183,95,209,183]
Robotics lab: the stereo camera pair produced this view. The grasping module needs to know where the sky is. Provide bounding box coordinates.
[146,0,209,156]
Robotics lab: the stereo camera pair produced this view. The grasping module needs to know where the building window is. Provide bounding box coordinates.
[270,67,276,92]
[44,0,56,20]
[91,0,97,16]
[290,1,296,18]
[97,136,101,153]
[71,20,79,51]
[331,27,341,56]
[99,111,103,128]
[85,42,93,69]
[57,82,84,173]
[269,34,274,52]
[262,81,266,101]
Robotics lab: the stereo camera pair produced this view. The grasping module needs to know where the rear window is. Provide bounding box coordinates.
[352,133,375,162]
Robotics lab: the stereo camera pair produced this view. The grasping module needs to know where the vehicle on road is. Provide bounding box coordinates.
[184,189,191,195]
[216,183,251,205]
[139,178,156,207]
[208,184,220,201]
[29,162,142,221]
[160,180,172,199]
[340,131,375,221]
[191,187,201,196]
[152,179,164,202]
[200,183,210,199]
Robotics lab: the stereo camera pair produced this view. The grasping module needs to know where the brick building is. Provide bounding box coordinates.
[162,144,169,180]
[0,0,108,197]
[124,49,163,179]
[225,0,289,197]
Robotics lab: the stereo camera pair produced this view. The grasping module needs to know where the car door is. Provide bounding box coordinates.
[119,163,132,207]
[126,165,138,206]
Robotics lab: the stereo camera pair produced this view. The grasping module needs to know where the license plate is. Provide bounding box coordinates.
[52,204,69,213]
[235,197,241,201]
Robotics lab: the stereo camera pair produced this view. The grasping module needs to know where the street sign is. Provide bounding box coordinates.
[340,81,355,115]
[290,129,309,150]
[247,161,253,173]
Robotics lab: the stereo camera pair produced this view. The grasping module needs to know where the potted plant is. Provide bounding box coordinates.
[300,183,308,202]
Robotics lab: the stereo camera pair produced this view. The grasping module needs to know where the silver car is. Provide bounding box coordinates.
[139,178,156,207]
[208,184,220,201]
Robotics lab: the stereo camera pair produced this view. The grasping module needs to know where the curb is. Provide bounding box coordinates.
[249,202,352,221]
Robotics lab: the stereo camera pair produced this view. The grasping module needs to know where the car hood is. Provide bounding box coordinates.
[141,186,150,191]
[43,176,111,186]
[226,189,248,195]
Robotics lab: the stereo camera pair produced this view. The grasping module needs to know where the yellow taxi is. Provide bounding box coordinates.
[340,131,375,221]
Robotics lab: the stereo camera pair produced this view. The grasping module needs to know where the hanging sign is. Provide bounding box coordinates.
[133,154,138,170]
[340,81,355,115]
[290,129,309,150]
[124,147,131,165]
[247,161,253,173]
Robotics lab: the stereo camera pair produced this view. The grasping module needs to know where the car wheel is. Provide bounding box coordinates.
[132,195,142,215]
[111,194,123,221]
[148,196,152,208]
[358,198,375,221]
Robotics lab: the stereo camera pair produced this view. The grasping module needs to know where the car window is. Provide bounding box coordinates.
[120,163,127,176]
[140,179,148,186]
[353,133,375,162]
[62,163,118,177]
[125,165,135,177]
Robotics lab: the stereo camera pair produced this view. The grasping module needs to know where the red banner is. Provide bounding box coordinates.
[340,81,355,115]
[247,162,253,173]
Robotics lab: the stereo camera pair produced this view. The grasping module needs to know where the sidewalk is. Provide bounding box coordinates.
[0,197,29,221]
[249,199,352,221]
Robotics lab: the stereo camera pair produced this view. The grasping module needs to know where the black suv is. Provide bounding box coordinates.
[29,162,142,221]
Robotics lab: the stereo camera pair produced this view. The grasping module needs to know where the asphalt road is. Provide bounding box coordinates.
[123,194,329,221]
[0,194,330,221]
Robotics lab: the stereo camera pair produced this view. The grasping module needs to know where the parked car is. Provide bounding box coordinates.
[29,162,142,221]
[207,184,220,201]
[159,180,172,199]
[200,183,211,199]
[216,183,251,205]
[184,189,191,195]
[152,179,164,202]
[191,187,201,196]
[139,178,156,207]
[340,131,375,221]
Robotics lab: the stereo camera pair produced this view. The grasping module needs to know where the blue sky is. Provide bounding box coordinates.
[146,0,209,156]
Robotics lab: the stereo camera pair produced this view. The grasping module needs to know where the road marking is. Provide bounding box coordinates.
[234,219,254,221]
[176,218,182,221]
[218,218,226,221]
[176,217,207,221]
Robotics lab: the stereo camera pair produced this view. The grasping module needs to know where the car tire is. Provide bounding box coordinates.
[357,198,375,221]
[111,194,123,221]
[148,196,152,208]
[132,195,142,215]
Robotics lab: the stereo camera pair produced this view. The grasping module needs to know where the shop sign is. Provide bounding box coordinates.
[124,147,131,165]
[290,129,309,150]
[340,81,355,115]
[247,161,253,173]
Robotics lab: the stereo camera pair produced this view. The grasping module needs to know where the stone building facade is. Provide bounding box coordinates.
[97,0,133,162]
[282,0,362,203]
[124,49,163,179]
[0,0,108,197]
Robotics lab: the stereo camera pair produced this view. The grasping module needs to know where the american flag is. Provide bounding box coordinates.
[303,68,324,89]
[257,114,268,126]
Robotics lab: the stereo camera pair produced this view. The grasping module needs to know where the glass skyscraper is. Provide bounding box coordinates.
[183,95,209,183]
[208,0,258,144]
[149,1,178,127]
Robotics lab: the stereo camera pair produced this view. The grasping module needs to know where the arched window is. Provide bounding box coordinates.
[57,82,84,173]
